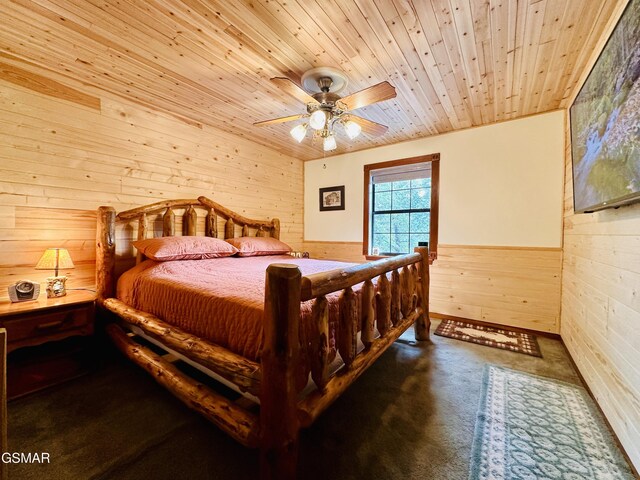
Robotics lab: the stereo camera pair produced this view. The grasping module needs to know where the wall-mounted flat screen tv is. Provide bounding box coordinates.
[570,0,640,213]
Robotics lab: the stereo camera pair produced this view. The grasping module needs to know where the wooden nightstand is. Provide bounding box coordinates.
[0,290,95,352]
[0,290,95,398]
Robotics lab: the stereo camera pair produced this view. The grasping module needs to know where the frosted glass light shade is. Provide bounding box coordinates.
[343,120,362,139]
[36,248,74,277]
[323,135,337,151]
[309,110,327,130]
[290,123,308,142]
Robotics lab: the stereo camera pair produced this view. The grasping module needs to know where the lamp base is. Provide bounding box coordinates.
[45,276,68,298]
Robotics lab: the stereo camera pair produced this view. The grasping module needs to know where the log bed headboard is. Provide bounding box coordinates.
[96,196,280,301]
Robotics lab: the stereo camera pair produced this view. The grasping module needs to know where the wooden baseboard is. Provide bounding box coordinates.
[559,340,639,478]
[430,312,561,340]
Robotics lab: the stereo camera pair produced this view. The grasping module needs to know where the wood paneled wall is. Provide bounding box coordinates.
[561,111,640,467]
[0,80,303,300]
[559,0,640,469]
[303,241,365,263]
[304,241,562,333]
[431,245,562,333]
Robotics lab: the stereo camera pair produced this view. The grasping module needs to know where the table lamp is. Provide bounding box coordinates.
[35,248,75,298]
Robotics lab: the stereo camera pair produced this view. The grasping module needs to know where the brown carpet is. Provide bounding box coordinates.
[6,321,587,479]
[434,319,542,357]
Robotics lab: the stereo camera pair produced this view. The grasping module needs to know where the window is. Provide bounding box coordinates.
[363,154,439,259]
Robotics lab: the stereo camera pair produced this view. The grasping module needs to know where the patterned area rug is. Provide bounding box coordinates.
[469,366,635,480]
[434,319,542,357]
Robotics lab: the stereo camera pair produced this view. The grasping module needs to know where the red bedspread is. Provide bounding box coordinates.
[116,256,356,361]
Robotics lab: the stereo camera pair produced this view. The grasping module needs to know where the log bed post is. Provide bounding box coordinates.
[163,208,175,236]
[183,205,197,236]
[205,208,217,237]
[271,218,280,239]
[260,264,302,480]
[96,206,116,303]
[414,246,430,340]
[225,218,235,239]
[136,213,148,264]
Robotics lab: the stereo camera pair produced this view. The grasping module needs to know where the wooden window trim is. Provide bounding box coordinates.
[363,153,439,261]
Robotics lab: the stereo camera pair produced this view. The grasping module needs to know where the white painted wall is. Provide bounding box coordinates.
[305,111,565,247]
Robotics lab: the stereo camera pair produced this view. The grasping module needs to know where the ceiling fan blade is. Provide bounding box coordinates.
[345,114,389,137]
[271,77,320,105]
[253,114,308,127]
[339,81,396,111]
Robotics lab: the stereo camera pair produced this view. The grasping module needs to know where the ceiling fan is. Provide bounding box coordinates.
[254,67,397,151]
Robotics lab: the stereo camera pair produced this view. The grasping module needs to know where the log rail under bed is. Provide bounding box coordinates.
[95,196,430,480]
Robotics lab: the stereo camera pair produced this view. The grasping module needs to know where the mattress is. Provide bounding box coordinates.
[116,255,356,361]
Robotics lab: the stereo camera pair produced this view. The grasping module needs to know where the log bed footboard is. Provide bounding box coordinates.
[260,248,429,479]
[96,198,430,480]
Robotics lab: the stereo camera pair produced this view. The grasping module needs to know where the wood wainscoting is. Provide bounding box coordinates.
[431,245,562,334]
[304,241,562,334]
[303,241,365,263]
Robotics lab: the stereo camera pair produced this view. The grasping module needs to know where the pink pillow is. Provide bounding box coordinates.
[132,236,238,261]
[225,237,292,257]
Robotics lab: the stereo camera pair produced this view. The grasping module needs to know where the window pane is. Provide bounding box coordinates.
[374,190,391,211]
[410,234,429,250]
[392,180,411,190]
[391,189,410,210]
[410,188,430,209]
[391,213,409,233]
[411,178,430,188]
[369,164,436,257]
[375,182,392,192]
[373,214,390,233]
[390,234,410,254]
[410,212,430,233]
[372,234,390,254]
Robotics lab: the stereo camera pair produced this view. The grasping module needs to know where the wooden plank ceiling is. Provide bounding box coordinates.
[0,0,623,160]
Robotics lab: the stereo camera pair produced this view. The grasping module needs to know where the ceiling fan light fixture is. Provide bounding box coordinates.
[323,134,337,152]
[309,110,328,130]
[343,120,362,140]
[290,123,308,142]
[260,69,396,151]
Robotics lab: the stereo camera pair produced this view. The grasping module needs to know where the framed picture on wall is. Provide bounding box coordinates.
[319,185,345,211]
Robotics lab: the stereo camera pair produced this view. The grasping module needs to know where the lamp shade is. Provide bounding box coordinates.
[309,110,327,130]
[36,248,74,277]
[323,134,337,151]
[290,123,308,142]
[343,120,362,140]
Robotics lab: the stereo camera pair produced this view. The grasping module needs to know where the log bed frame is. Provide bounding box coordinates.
[96,196,430,480]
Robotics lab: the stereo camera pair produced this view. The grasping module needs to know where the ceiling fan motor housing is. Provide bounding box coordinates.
[317,76,333,92]
[301,67,348,94]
